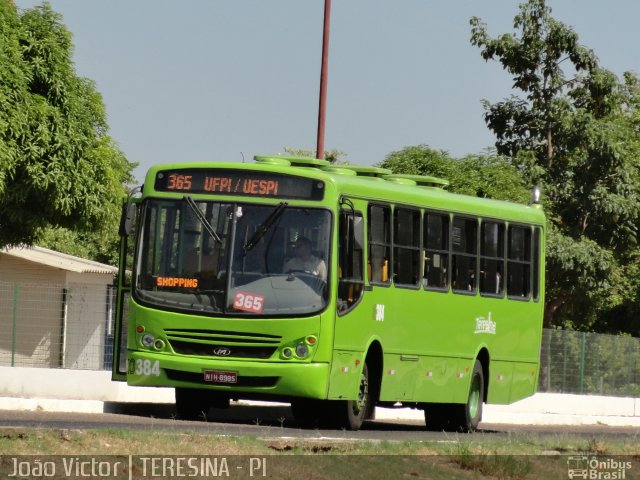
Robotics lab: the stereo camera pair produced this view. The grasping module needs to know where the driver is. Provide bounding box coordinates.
[284,236,327,281]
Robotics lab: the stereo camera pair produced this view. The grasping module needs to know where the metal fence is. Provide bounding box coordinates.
[1,280,639,397]
[538,329,640,397]
[0,282,116,370]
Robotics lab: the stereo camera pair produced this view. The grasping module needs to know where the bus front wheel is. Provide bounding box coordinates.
[330,363,371,430]
[292,364,372,430]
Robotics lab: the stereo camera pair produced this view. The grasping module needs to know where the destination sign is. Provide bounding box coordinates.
[154,169,325,200]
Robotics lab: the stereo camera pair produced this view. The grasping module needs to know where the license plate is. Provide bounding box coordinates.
[203,370,238,384]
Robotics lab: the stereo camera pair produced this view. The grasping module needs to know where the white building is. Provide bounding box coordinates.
[0,246,118,370]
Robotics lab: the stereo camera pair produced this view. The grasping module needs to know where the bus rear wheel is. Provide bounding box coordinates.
[424,359,484,432]
[175,388,230,421]
[458,359,485,431]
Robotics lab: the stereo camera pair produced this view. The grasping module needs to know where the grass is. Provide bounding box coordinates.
[0,428,639,479]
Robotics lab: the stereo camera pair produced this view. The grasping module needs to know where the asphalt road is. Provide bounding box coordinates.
[0,403,638,442]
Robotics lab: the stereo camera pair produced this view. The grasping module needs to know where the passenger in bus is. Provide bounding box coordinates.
[285,236,327,281]
[468,271,476,291]
[495,271,503,295]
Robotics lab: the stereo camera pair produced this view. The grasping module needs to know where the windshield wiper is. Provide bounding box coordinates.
[183,196,222,244]
[243,201,288,253]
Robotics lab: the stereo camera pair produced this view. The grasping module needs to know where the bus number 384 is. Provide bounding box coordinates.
[129,359,160,376]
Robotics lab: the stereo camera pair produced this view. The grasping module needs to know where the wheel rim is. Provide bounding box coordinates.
[468,373,481,419]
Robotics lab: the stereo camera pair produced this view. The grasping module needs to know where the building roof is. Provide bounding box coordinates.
[1,246,118,275]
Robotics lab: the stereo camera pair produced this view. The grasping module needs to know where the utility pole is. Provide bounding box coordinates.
[315,0,331,160]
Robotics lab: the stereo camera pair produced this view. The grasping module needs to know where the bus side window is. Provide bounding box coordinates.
[532,227,541,301]
[393,207,421,287]
[338,210,364,313]
[423,212,449,290]
[507,225,531,299]
[451,216,478,294]
[480,221,505,296]
[368,204,391,284]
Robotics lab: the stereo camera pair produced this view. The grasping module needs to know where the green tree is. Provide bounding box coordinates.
[380,145,530,204]
[470,0,597,164]
[471,0,640,330]
[0,1,135,258]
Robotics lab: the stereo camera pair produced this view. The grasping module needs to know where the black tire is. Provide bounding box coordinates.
[292,364,373,430]
[456,359,484,432]
[424,359,485,432]
[330,363,372,430]
[175,388,229,421]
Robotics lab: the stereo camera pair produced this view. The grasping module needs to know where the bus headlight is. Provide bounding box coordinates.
[141,334,155,348]
[295,343,309,358]
[281,335,316,359]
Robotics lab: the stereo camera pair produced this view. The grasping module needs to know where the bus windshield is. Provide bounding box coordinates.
[135,199,331,316]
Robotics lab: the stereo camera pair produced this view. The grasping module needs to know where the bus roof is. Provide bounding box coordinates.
[144,158,545,226]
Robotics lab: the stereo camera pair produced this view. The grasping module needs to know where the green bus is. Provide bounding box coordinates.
[113,155,545,431]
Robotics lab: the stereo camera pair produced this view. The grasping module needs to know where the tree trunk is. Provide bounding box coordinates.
[546,127,554,167]
[544,296,565,328]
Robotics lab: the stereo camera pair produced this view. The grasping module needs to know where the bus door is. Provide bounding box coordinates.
[337,206,364,314]
[112,199,140,381]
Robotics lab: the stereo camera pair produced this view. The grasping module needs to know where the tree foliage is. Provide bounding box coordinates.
[471,0,640,333]
[0,1,134,258]
[380,145,530,204]
[470,0,597,162]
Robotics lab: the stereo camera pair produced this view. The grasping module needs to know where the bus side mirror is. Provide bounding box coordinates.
[119,202,137,236]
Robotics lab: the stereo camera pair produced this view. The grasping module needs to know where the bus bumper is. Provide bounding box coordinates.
[126,351,330,400]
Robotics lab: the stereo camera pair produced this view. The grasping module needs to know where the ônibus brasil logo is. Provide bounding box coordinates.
[567,456,632,479]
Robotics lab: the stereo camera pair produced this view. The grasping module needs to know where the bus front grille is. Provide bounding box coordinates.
[163,328,281,360]
[168,339,277,359]
[164,328,281,343]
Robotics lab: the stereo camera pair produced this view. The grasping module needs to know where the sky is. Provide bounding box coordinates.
[14,0,640,183]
